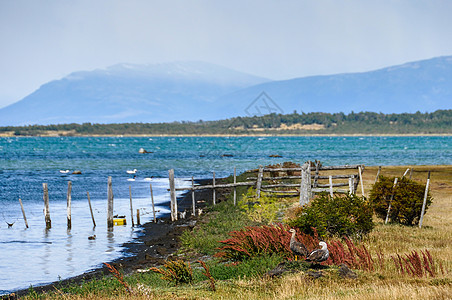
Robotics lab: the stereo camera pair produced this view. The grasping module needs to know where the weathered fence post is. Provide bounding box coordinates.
[18,198,29,228]
[328,175,334,197]
[419,171,431,228]
[87,191,96,227]
[358,166,365,196]
[136,209,141,225]
[129,186,135,227]
[233,167,237,206]
[168,169,177,221]
[150,183,156,222]
[402,168,410,178]
[299,163,309,206]
[374,166,381,184]
[43,183,51,229]
[348,176,354,195]
[107,176,114,229]
[67,181,72,230]
[307,162,312,199]
[313,161,320,188]
[256,165,263,199]
[385,177,398,224]
[191,177,196,216]
[212,171,216,205]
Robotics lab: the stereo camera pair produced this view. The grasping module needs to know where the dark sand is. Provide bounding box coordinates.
[8,178,233,299]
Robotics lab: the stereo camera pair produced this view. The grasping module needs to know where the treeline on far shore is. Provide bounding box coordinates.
[1,109,451,136]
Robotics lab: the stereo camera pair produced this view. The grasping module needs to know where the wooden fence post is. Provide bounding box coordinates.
[18,198,29,228]
[374,166,381,184]
[43,183,51,229]
[233,167,237,206]
[409,168,413,180]
[348,176,354,195]
[191,177,196,216]
[307,162,312,199]
[328,175,334,197]
[150,183,156,222]
[385,177,398,224]
[313,161,320,188]
[67,181,72,230]
[136,209,141,225]
[358,166,365,196]
[256,165,263,199]
[129,186,135,227]
[107,176,114,229]
[213,171,216,205]
[402,168,410,178]
[87,191,96,227]
[299,163,309,206]
[168,169,177,221]
[419,171,431,228]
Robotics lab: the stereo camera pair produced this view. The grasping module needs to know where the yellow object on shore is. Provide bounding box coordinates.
[113,217,127,226]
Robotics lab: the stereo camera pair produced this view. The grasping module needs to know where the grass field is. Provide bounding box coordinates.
[20,165,451,299]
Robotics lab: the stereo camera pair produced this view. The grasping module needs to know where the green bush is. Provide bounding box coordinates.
[369,176,432,225]
[288,193,374,239]
[150,260,193,285]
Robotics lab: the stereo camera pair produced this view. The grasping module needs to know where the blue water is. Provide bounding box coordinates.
[0,135,451,294]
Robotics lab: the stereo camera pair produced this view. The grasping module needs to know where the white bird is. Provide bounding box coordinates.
[306,241,329,264]
[59,170,70,174]
[127,176,137,182]
[143,177,153,181]
[126,169,137,174]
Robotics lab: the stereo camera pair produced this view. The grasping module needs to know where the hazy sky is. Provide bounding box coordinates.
[1,0,452,109]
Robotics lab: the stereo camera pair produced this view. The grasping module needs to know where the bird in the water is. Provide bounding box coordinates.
[126,169,137,174]
[288,228,308,260]
[59,170,70,174]
[6,221,15,228]
[306,241,329,264]
[88,235,96,240]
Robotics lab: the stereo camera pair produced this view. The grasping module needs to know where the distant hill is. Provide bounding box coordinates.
[0,61,269,125]
[0,57,451,126]
[217,56,452,116]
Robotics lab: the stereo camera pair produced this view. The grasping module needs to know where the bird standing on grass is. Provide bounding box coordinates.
[306,241,329,264]
[288,228,308,260]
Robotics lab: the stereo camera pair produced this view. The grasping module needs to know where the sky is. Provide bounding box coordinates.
[1,0,452,109]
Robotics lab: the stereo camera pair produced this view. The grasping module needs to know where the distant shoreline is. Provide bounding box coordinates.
[1,132,452,137]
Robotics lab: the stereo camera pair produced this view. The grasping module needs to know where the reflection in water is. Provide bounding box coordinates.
[66,230,74,274]
[106,231,115,255]
[41,228,51,275]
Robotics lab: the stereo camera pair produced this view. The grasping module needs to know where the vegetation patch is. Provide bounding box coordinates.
[369,176,433,225]
[287,193,374,239]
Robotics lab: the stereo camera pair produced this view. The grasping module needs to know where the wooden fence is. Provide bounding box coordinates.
[13,163,433,229]
[167,162,365,220]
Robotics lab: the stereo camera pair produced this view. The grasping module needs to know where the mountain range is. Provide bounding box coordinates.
[0,57,451,126]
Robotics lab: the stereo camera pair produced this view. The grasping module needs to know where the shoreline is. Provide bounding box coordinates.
[1,133,452,138]
[8,178,218,298]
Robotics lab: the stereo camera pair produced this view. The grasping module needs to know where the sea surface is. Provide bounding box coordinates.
[0,135,451,294]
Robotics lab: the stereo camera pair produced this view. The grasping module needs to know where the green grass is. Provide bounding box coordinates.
[180,186,257,256]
